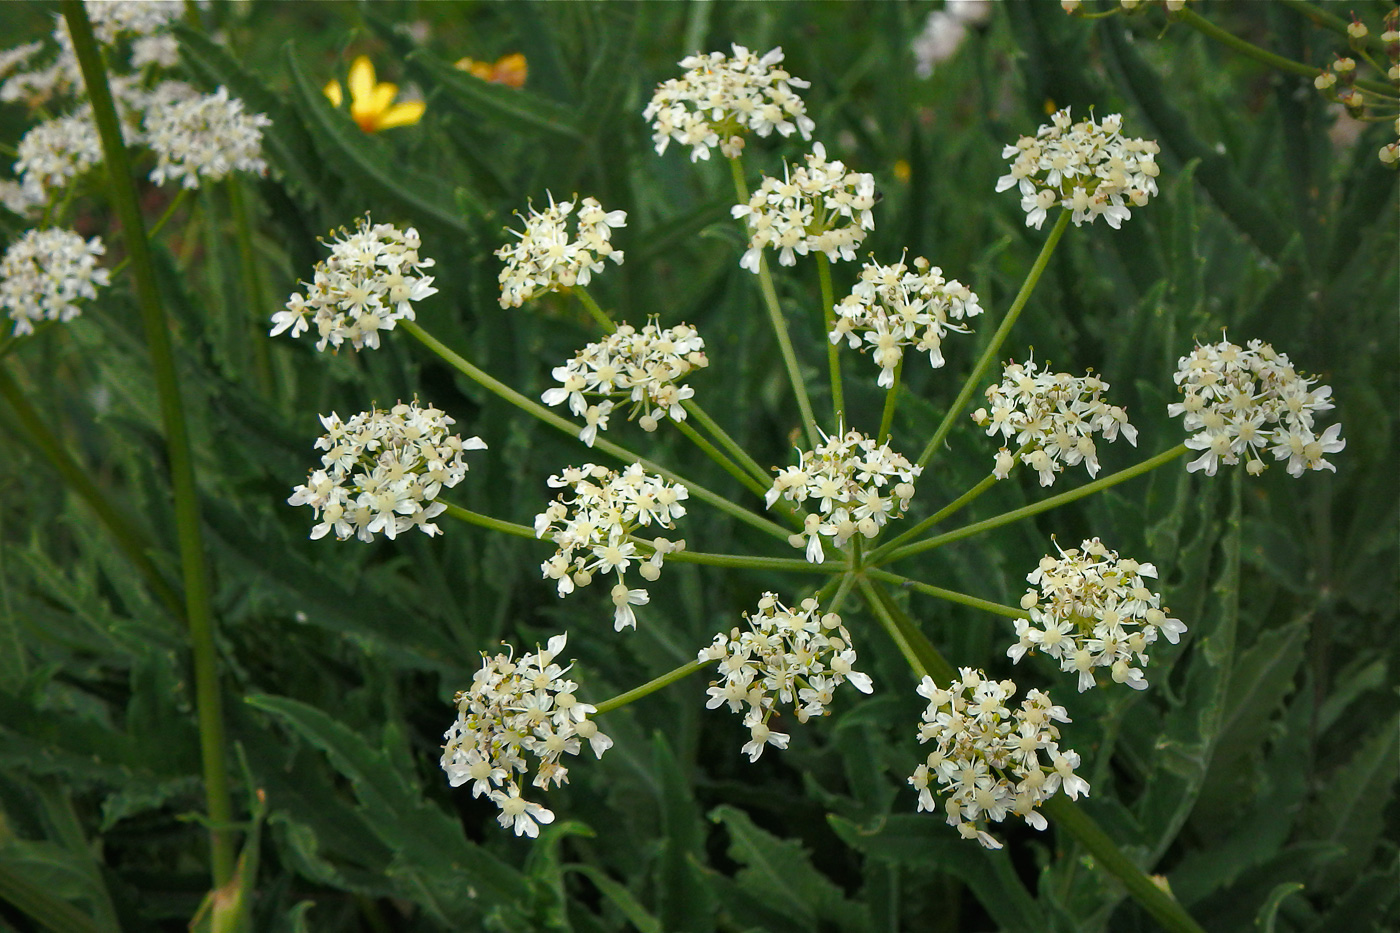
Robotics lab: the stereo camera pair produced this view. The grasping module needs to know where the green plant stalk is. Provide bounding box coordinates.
[109,187,191,278]
[593,658,707,715]
[63,0,235,887]
[0,866,105,933]
[573,285,616,333]
[673,417,770,499]
[916,210,1071,469]
[665,549,842,574]
[402,320,793,543]
[730,155,820,448]
[680,398,773,489]
[441,501,536,538]
[226,178,274,396]
[865,568,1028,619]
[883,443,1189,566]
[817,253,844,423]
[855,576,954,682]
[877,359,902,442]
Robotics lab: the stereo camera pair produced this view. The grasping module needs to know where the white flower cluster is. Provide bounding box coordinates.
[909,668,1088,850]
[973,357,1137,486]
[270,217,438,352]
[768,428,922,563]
[830,254,983,388]
[542,318,709,442]
[699,593,873,762]
[288,401,485,542]
[144,86,272,189]
[440,633,612,839]
[496,194,626,309]
[1010,537,1186,692]
[1,228,109,336]
[12,112,102,207]
[643,44,816,162]
[731,143,877,272]
[1169,336,1344,477]
[534,464,688,631]
[996,108,1160,230]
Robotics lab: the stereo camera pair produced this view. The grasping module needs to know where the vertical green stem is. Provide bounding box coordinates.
[877,360,902,442]
[574,285,617,333]
[855,576,955,683]
[680,399,772,488]
[817,253,844,423]
[916,210,1070,469]
[63,0,235,887]
[227,178,274,396]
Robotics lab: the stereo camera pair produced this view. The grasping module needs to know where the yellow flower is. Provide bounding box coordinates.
[454,52,528,89]
[323,55,425,133]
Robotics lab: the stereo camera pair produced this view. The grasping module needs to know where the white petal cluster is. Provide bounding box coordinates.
[440,633,612,839]
[144,86,271,189]
[288,401,485,542]
[643,44,815,162]
[909,668,1087,850]
[1,228,109,336]
[542,318,709,442]
[271,217,438,352]
[496,194,626,308]
[768,427,922,563]
[1170,336,1344,477]
[731,143,876,272]
[972,356,1137,486]
[13,113,102,205]
[830,254,983,388]
[534,464,688,631]
[996,108,1160,230]
[699,593,873,762]
[1010,537,1186,692]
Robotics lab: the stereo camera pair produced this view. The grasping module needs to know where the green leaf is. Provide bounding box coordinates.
[406,50,583,141]
[653,732,714,933]
[564,864,662,933]
[1253,882,1303,933]
[1302,711,1400,887]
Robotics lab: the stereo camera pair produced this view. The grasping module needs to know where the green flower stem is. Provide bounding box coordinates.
[593,658,708,715]
[573,285,616,333]
[0,364,183,618]
[825,569,858,614]
[877,359,902,442]
[227,178,274,396]
[730,155,820,449]
[1041,796,1206,933]
[865,568,1028,620]
[63,0,235,887]
[680,399,773,489]
[673,417,770,499]
[855,576,954,683]
[440,501,536,539]
[402,320,793,543]
[916,210,1071,470]
[1276,0,1390,58]
[109,187,191,279]
[665,549,842,575]
[817,253,844,423]
[880,443,1189,566]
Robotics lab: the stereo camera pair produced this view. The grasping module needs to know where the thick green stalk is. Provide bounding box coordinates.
[226,179,274,396]
[109,188,191,278]
[402,320,793,543]
[877,360,902,442]
[440,501,535,538]
[865,568,1027,619]
[594,659,707,715]
[63,0,235,886]
[817,253,844,423]
[916,210,1070,469]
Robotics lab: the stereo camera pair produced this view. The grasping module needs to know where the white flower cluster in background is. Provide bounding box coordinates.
[440,633,612,838]
[768,427,922,563]
[271,217,438,352]
[1010,537,1186,692]
[12,112,102,206]
[288,401,485,542]
[496,194,626,308]
[543,318,709,441]
[644,44,815,161]
[0,228,109,336]
[911,1,991,79]
[830,254,983,388]
[973,356,1137,486]
[699,593,873,762]
[996,108,1160,229]
[909,668,1088,850]
[732,143,877,272]
[1169,335,1344,477]
[534,463,688,631]
[144,86,272,189]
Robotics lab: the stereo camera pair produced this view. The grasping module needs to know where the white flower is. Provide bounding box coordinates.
[13,112,102,204]
[911,2,991,79]
[144,86,271,189]
[496,193,626,308]
[1,228,109,336]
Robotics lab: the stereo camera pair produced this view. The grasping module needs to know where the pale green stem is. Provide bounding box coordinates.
[573,285,616,333]
[856,575,955,683]
[817,253,844,423]
[880,444,1189,566]
[440,501,535,539]
[63,0,235,887]
[877,359,902,442]
[227,178,273,396]
[865,568,1028,619]
[664,549,842,575]
[730,155,820,449]
[680,398,772,489]
[916,210,1071,470]
[109,187,191,279]
[825,569,858,614]
[593,659,708,715]
[673,417,770,499]
[401,320,793,543]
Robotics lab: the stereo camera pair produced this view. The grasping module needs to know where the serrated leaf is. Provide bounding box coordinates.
[564,864,662,933]
[653,732,714,933]
[1303,711,1400,887]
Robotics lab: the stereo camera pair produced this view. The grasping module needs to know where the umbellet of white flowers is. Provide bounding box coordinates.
[1,228,110,336]
[288,400,485,542]
[533,463,688,631]
[144,86,272,189]
[1169,335,1344,477]
[768,426,921,563]
[440,633,613,838]
[270,217,438,352]
[700,593,873,762]
[543,318,709,442]
[731,142,877,272]
[643,44,816,162]
[909,667,1088,850]
[13,112,102,205]
[996,107,1160,230]
[496,194,626,309]
[1010,537,1186,692]
[972,356,1137,487]
[830,254,983,388]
